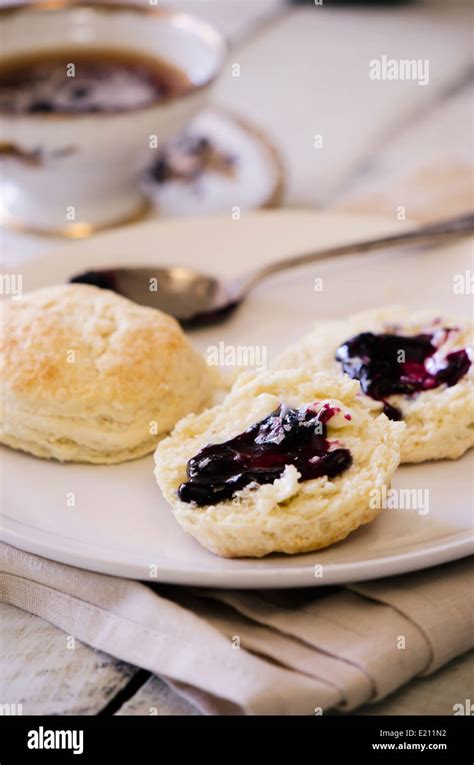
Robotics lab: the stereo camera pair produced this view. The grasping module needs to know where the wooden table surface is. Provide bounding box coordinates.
[2,0,473,715]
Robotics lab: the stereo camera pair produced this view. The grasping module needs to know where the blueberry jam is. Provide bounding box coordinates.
[336,329,471,421]
[178,403,352,506]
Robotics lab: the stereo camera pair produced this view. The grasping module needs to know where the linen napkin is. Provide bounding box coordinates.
[1,542,472,715]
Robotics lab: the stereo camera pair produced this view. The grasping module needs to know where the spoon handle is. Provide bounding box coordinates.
[238,211,474,293]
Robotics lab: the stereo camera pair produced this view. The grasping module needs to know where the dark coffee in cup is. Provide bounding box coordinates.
[0,47,195,114]
[0,2,226,232]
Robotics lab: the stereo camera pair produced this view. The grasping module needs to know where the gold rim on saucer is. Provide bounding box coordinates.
[224,109,286,209]
[0,196,152,239]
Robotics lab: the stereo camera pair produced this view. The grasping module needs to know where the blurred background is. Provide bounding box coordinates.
[1,0,472,245]
[160,0,473,220]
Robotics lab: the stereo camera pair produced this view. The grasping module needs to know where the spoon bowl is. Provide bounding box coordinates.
[70,266,240,324]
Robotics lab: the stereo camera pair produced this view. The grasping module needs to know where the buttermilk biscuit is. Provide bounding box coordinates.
[274,306,474,463]
[154,370,404,558]
[0,284,213,463]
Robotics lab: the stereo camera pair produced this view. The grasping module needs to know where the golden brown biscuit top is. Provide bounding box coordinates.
[0,284,202,418]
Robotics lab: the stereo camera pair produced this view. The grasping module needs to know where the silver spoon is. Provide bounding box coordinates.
[70,212,474,327]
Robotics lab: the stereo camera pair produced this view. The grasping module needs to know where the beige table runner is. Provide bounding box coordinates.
[1,543,472,715]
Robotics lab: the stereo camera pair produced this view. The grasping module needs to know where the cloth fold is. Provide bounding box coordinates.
[0,542,472,715]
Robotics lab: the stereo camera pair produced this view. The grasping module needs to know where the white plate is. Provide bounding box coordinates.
[1,210,473,587]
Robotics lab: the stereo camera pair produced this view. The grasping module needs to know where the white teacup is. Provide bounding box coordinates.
[0,2,226,236]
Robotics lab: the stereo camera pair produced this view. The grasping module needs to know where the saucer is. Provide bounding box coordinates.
[143,108,285,217]
[0,109,285,238]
